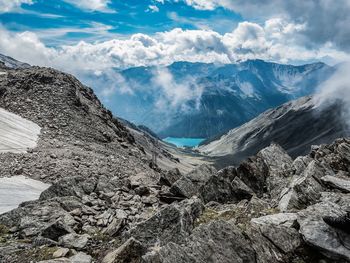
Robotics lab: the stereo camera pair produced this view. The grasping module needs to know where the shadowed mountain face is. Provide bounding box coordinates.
[101,60,334,138]
[199,96,350,168]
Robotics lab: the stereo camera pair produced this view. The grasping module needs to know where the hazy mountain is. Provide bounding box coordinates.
[199,96,350,167]
[0,53,30,69]
[103,60,334,138]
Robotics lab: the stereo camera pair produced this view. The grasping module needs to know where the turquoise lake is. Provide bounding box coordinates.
[163,137,205,148]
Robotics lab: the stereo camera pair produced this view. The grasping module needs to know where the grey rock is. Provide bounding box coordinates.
[258,144,294,199]
[278,161,326,211]
[245,226,284,263]
[127,197,204,247]
[143,220,256,263]
[102,218,124,236]
[298,201,350,261]
[170,164,217,198]
[41,219,75,242]
[38,252,92,263]
[321,175,350,193]
[58,233,90,250]
[200,166,254,204]
[251,213,298,228]
[236,155,269,197]
[40,176,98,200]
[259,224,301,253]
[102,237,145,263]
[69,252,92,263]
[53,248,70,258]
[159,168,182,186]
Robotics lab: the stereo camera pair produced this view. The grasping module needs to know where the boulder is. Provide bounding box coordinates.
[143,220,256,263]
[258,224,301,253]
[102,238,145,263]
[251,213,298,228]
[53,247,69,258]
[69,252,92,263]
[58,233,90,250]
[0,200,76,239]
[200,166,254,204]
[170,165,217,198]
[41,219,75,241]
[127,197,204,247]
[40,176,98,200]
[257,144,294,199]
[245,226,284,263]
[236,155,269,197]
[297,201,350,261]
[321,174,350,193]
[38,252,92,263]
[159,168,182,186]
[278,161,326,211]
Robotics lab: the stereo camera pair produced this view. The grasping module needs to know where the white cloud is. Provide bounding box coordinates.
[314,62,350,127]
[1,21,348,75]
[62,0,114,12]
[152,67,203,109]
[177,0,350,52]
[0,0,33,13]
[148,5,159,12]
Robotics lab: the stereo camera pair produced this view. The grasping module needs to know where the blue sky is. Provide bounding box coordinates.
[0,0,348,72]
[0,0,242,46]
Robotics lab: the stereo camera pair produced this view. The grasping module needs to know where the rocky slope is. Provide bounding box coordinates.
[0,60,189,261]
[199,96,350,167]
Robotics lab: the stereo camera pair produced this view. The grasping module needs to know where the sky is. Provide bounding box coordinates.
[0,0,350,73]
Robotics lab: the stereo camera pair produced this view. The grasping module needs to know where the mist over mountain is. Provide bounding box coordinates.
[94,60,334,138]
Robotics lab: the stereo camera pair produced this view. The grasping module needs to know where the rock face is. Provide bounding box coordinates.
[199,96,350,167]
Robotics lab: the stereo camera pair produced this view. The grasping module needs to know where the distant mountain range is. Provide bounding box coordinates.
[103,60,334,138]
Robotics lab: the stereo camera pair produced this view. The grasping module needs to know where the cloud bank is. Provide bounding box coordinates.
[176,0,350,52]
[0,20,346,75]
[0,0,33,13]
[314,62,350,128]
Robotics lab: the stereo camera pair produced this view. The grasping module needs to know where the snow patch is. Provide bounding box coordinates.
[0,176,50,214]
[0,107,41,153]
[238,81,255,98]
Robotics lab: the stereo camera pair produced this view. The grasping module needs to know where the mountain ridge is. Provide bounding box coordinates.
[108,59,334,138]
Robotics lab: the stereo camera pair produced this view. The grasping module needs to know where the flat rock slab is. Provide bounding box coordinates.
[0,107,41,153]
[321,175,350,193]
[298,202,350,261]
[0,176,50,214]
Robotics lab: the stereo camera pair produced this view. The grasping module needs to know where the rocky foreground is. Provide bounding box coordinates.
[0,62,349,262]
